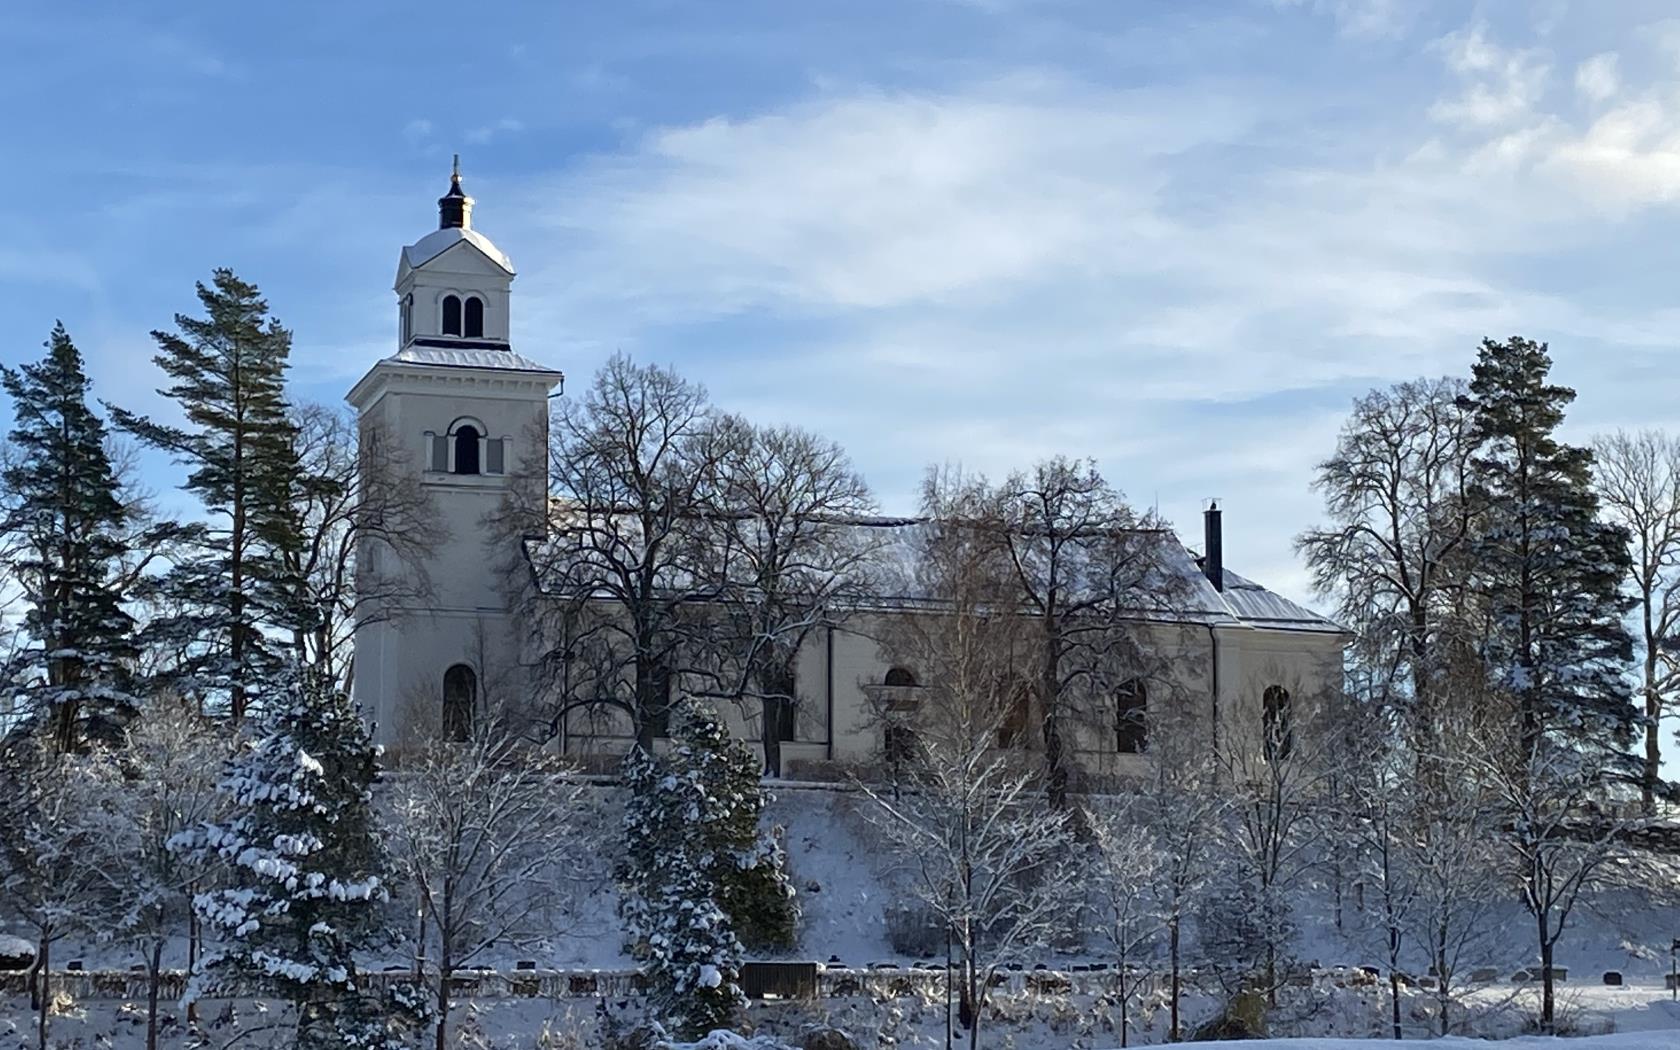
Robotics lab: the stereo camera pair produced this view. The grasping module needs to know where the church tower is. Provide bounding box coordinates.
[346,161,562,747]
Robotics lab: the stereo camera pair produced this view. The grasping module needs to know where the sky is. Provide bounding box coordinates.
[5,0,1680,613]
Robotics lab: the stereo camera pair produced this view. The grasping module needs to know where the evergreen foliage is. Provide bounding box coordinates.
[1462,337,1637,767]
[618,700,798,1036]
[172,667,409,1049]
[0,323,138,750]
[109,270,312,719]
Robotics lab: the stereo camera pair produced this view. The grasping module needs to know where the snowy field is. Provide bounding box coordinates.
[4,981,1679,1048]
[6,783,1680,1048]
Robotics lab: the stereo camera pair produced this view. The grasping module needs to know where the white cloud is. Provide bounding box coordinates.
[1425,22,1680,212]
[1574,52,1621,104]
[1428,22,1550,129]
[466,117,525,145]
[1272,0,1417,40]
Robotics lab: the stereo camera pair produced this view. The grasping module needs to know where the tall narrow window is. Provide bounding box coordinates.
[647,664,674,738]
[764,665,797,743]
[996,680,1029,749]
[442,664,476,742]
[1263,685,1293,762]
[401,293,413,344]
[428,433,448,472]
[442,294,462,336]
[1116,680,1147,754]
[464,296,485,338]
[453,425,480,475]
[485,437,505,475]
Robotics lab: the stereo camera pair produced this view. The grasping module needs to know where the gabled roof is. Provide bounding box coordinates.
[1212,568,1344,634]
[523,515,1345,636]
[400,226,515,275]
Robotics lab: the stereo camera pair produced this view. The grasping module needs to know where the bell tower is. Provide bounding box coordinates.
[346,161,562,747]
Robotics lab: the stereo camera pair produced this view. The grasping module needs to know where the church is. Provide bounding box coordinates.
[346,167,1348,779]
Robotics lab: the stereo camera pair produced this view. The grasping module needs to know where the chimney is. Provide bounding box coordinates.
[1203,500,1224,592]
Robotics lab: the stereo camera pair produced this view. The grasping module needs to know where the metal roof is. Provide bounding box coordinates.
[525,516,1345,636]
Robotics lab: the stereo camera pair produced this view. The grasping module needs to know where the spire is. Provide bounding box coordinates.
[438,153,473,230]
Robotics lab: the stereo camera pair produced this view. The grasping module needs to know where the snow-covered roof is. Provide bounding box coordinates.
[1211,569,1343,634]
[524,515,1345,636]
[389,345,560,374]
[401,226,514,275]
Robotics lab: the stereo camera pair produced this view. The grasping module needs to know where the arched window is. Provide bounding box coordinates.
[442,294,462,336]
[443,664,476,742]
[1263,685,1293,761]
[453,425,480,475]
[884,667,917,688]
[1116,680,1147,754]
[464,296,485,338]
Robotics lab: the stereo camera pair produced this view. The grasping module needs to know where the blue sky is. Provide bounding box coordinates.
[6,0,1680,611]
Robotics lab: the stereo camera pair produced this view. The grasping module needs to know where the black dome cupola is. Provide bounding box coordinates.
[438,154,474,230]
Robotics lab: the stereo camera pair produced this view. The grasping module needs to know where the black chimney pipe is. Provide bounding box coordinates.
[1203,501,1224,592]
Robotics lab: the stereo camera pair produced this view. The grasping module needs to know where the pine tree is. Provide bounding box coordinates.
[0,323,138,750]
[1462,337,1637,768]
[110,270,311,720]
[173,668,408,1049]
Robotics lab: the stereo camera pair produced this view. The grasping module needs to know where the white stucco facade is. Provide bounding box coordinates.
[346,169,561,747]
[349,172,1348,773]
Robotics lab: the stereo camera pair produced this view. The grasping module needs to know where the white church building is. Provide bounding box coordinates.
[347,168,1347,780]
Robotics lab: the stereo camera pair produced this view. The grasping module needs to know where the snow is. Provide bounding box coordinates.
[401,226,514,274]
[1151,1037,1678,1050]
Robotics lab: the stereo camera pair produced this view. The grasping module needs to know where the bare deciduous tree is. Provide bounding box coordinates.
[524,354,728,753]
[0,741,128,1050]
[289,403,442,689]
[1477,729,1642,1034]
[1087,802,1163,1048]
[707,417,879,775]
[388,719,585,1050]
[987,458,1186,809]
[110,701,229,1050]
[1592,428,1680,812]
[1298,378,1478,767]
[862,477,1078,1050]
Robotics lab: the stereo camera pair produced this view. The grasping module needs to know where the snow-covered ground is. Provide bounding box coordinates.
[5,982,1679,1048]
[6,782,1680,1047]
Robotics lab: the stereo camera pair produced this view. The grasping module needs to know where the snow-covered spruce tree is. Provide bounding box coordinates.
[619,701,787,1037]
[0,323,139,751]
[1462,336,1637,769]
[676,702,799,953]
[174,667,410,1048]
[109,270,312,721]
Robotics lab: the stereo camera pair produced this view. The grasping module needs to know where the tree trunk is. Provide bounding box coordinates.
[147,940,163,1050]
[1388,916,1402,1039]
[1539,934,1555,1034]
[761,695,782,778]
[1169,915,1181,1042]
[186,909,200,1024]
[36,933,49,1050]
[435,957,451,1050]
[1118,954,1130,1048]
[1040,626,1070,810]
